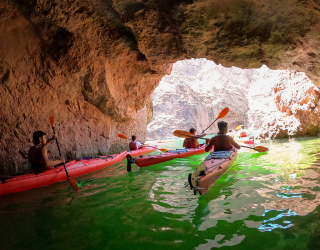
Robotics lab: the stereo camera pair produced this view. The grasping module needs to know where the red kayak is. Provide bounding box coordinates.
[0,151,126,196]
[124,145,158,159]
[133,145,208,168]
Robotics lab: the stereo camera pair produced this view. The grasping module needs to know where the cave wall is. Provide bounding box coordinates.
[1,0,320,174]
[0,0,167,174]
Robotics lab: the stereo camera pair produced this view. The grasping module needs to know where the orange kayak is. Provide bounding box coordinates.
[188,148,238,195]
[133,145,207,168]
[0,151,126,196]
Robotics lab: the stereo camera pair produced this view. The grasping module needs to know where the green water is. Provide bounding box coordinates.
[1,137,320,250]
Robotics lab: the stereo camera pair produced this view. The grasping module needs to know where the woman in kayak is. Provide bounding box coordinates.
[129,135,143,150]
[28,131,65,173]
[205,121,241,152]
[183,128,208,148]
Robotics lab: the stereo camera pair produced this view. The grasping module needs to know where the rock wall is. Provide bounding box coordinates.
[0,0,167,175]
[1,0,320,174]
[147,59,320,140]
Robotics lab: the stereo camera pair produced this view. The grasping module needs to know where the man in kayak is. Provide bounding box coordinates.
[28,131,65,173]
[205,121,241,152]
[183,128,208,148]
[129,135,143,150]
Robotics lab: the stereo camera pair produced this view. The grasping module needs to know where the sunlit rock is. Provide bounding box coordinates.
[147,59,319,139]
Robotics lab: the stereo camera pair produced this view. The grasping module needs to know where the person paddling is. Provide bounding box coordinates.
[205,121,241,152]
[129,135,143,150]
[183,128,209,148]
[28,131,65,173]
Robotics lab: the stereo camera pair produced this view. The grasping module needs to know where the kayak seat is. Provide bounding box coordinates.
[206,151,232,160]
[171,149,188,154]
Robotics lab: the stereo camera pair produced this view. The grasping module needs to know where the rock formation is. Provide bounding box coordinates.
[147,59,319,140]
[1,0,320,174]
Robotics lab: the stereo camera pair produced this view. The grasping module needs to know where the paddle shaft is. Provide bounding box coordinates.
[52,127,70,179]
[179,133,207,140]
[203,117,218,132]
[240,145,256,150]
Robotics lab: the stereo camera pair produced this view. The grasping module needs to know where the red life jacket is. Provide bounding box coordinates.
[184,138,199,148]
[212,134,232,151]
[129,141,138,150]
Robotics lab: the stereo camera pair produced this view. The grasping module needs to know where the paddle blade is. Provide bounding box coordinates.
[218,107,229,119]
[173,130,194,138]
[68,177,80,192]
[49,116,55,128]
[253,146,269,152]
[159,148,169,152]
[118,134,128,139]
[236,125,243,130]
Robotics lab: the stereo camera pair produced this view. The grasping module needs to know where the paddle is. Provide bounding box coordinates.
[173,130,269,152]
[173,130,207,140]
[117,134,169,152]
[239,145,269,152]
[203,107,229,132]
[49,116,80,192]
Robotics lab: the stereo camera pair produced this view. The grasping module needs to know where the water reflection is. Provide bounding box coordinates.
[258,209,298,232]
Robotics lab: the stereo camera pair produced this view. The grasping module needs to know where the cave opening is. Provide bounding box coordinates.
[147,58,320,140]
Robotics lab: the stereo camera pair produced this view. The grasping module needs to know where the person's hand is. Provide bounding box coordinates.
[60,156,65,164]
[50,134,57,141]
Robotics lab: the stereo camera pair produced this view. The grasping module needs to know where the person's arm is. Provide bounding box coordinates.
[136,142,142,148]
[230,136,241,149]
[44,135,57,148]
[40,147,64,168]
[205,138,214,152]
